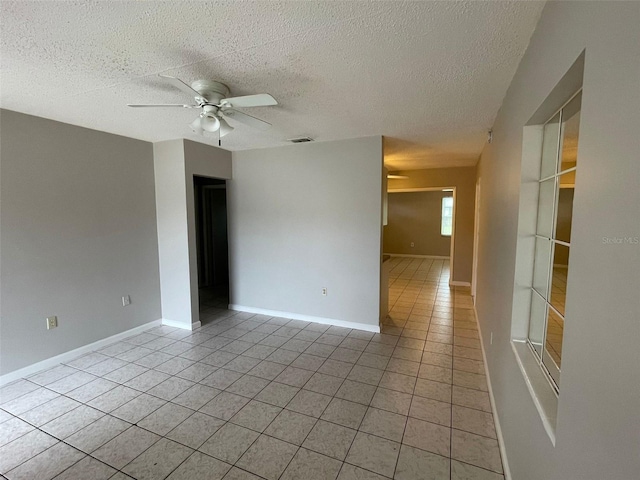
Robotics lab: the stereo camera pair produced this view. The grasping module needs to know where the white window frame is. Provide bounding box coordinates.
[527,88,581,393]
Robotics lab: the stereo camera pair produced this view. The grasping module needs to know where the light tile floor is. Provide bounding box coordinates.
[0,257,503,480]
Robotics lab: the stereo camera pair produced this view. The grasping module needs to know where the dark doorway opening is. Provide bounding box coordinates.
[194,176,229,315]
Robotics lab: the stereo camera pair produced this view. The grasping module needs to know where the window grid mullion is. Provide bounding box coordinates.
[537,105,565,367]
[535,236,571,248]
[539,166,576,184]
[528,105,564,392]
[524,89,582,396]
[542,88,582,130]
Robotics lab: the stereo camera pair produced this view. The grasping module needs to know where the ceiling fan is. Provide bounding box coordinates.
[128,74,278,137]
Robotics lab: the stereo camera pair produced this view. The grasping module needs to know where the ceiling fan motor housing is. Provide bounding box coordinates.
[191,80,230,105]
[201,105,218,116]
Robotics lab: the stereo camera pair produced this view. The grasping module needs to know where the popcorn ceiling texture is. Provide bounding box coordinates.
[0,1,544,170]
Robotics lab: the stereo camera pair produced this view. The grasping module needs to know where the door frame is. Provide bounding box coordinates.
[472,178,481,302]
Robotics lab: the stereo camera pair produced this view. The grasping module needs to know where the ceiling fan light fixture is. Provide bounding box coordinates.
[189,117,203,135]
[200,114,220,133]
[219,117,234,137]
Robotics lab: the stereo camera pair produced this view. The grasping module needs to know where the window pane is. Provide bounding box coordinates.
[543,304,563,386]
[532,237,552,299]
[555,180,575,244]
[540,112,561,179]
[528,291,547,357]
[536,178,556,238]
[550,243,569,316]
[559,91,581,173]
[524,89,581,394]
[441,197,453,236]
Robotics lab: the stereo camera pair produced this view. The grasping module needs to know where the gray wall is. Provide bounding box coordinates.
[387,166,476,283]
[228,137,383,329]
[0,110,161,375]
[184,140,232,322]
[475,2,640,479]
[384,191,451,256]
[154,139,232,329]
[153,140,190,328]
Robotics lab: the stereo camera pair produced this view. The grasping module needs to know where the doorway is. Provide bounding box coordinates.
[382,186,457,326]
[193,176,229,316]
[384,187,457,277]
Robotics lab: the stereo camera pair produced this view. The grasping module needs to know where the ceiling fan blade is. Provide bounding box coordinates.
[223,108,271,131]
[127,104,198,108]
[158,74,207,101]
[221,93,278,108]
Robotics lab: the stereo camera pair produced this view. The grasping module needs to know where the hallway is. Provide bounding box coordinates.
[384,257,503,478]
[0,260,502,480]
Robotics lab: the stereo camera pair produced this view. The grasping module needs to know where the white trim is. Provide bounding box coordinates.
[161,318,201,331]
[383,253,450,260]
[0,319,162,387]
[534,235,571,249]
[449,281,471,287]
[449,187,457,282]
[388,187,453,193]
[229,305,380,333]
[473,305,512,480]
[472,178,481,301]
[511,340,558,444]
[539,166,577,183]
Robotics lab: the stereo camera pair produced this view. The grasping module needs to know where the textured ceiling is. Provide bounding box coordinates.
[0,1,544,170]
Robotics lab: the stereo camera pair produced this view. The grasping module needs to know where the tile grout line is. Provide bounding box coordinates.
[2,261,503,479]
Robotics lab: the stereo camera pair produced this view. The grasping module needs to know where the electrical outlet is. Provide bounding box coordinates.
[410,242,415,247]
[122,295,131,307]
[322,287,327,296]
[46,316,58,330]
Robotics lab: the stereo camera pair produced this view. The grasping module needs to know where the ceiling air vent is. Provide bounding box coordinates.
[289,137,314,143]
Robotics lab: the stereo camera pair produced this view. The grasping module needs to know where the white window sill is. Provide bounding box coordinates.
[511,340,558,445]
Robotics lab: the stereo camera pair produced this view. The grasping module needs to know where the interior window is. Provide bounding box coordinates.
[527,90,581,391]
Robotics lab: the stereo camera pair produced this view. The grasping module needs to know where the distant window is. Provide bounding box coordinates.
[441,196,453,236]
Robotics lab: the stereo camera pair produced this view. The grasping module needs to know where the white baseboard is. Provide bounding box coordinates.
[0,319,163,387]
[383,253,450,260]
[449,281,471,287]
[161,318,201,331]
[473,305,512,480]
[228,305,380,333]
